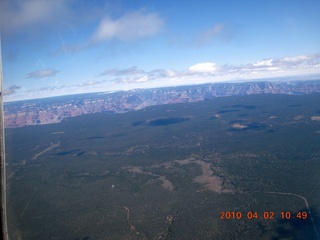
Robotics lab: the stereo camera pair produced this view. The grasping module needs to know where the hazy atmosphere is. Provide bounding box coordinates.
[1,0,320,101]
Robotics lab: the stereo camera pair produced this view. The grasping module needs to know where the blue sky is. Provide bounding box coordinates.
[1,0,320,101]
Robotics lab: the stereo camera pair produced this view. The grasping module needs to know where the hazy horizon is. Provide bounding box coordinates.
[2,74,320,103]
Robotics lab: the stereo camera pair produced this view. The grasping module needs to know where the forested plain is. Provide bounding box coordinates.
[5,94,320,240]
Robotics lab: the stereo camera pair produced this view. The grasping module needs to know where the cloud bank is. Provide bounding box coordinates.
[96,54,320,85]
[4,53,320,102]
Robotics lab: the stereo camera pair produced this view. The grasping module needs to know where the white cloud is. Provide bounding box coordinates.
[79,80,103,87]
[189,62,217,73]
[282,55,315,63]
[99,67,178,83]
[98,66,144,77]
[222,54,320,78]
[97,54,320,88]
[0,0,70,34]
[252,59,273,67]
[92,9,164,42]
[166,69,177,77]
[147,69,177,79]
[27,69,59,79]
[116,75,149,84]
[192,23,236,47]
[3,85,21,96]
[135,76,149,83]
[195,24,224,45]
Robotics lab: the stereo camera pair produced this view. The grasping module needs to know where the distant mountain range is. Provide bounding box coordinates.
[4,80,320,128]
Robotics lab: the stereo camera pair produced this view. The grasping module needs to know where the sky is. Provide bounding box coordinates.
[1,0,320,102]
